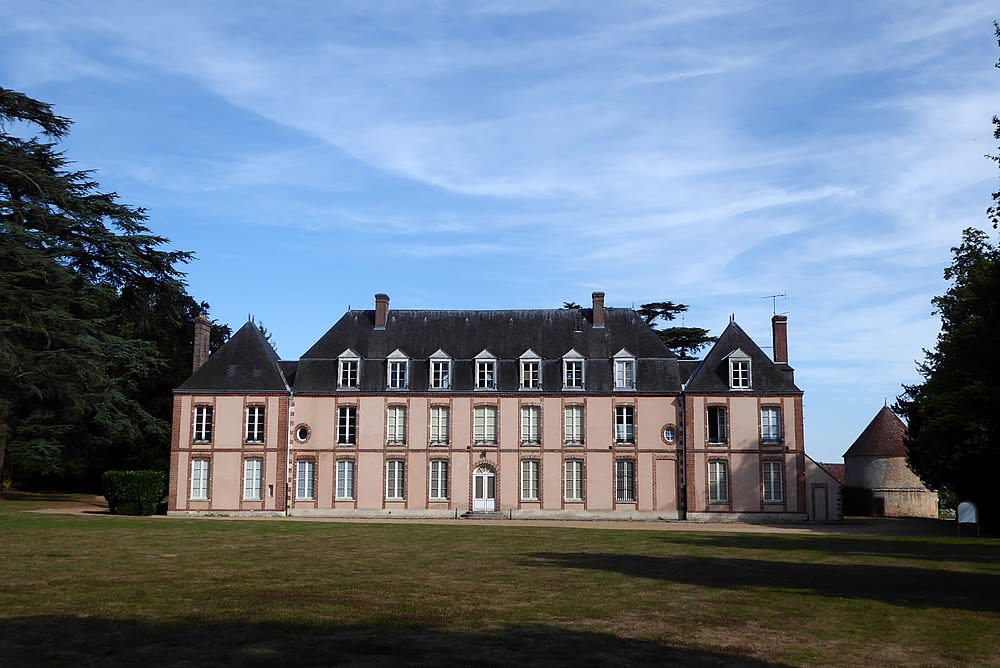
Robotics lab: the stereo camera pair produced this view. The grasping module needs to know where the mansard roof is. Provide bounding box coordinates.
[843,406,908,459]
[176,321,290,393]
[684,320,800,393]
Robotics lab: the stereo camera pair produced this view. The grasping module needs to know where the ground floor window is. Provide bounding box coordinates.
[429,460,449,500]
[709,460,729,503]
[336,460,355,500]
[296,460,315,500]
[386,460,405,500]
[564,460,583,501]
[190,458,210,500]
[243,458,262,500]
[521,460,540,501]
[615,460,635,502]
[762,461,783,503]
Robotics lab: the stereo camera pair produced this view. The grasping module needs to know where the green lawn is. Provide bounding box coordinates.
[1,495,998,666]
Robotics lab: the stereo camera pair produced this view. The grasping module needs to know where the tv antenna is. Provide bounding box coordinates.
[762,291,787,315]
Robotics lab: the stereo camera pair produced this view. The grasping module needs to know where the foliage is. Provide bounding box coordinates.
[636,301,716,359]
[561,301,581,309]
[102,470,166,515]
[988,22,999,230]
[842,486,875,516]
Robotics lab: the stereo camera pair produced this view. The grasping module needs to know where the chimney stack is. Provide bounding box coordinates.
[192,313,211,372]
[374,293,390,330]
[771,314,788,364]
[592,291,606,328]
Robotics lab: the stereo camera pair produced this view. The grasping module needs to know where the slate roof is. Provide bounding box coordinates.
[293,307,681,394]
[843,406,908,458]
[683,320,800,393]
[176,321,290,393]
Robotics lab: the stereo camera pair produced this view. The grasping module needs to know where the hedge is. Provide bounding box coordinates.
[102,470,166,516]
[842,486,875,516]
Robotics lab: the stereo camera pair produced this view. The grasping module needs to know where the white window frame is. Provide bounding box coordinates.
[615,460,636,503]
[615,405,635,444]
[245,405,265,443]
[430,360,451,389]
[190,458,210,500]
[429,460,449,500]
[475,350,497,390]
[336,459,355,500]
[709,460,729,503]
[193,405,213,442]
[337,406,357,445]
[520,350,541,390]
[762,460,783,503]
[430,406,450,445]
[386,460,405,500]
[564,405,584,445]
[386,405,407,445]
[708,406,727,444]
[562,350,585,390]
[564,460,583,501]
[474,405,498,445]
[243,458,262,500]
[520,405,541,445]
[728,350,751,389]
[296,460,315,500]
[387,349,409,390]
[338,349,360,389]
[613,349,636,390]
[761,407,781,444]
[521,459,540,501]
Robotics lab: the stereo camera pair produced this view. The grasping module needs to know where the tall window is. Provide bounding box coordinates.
[296,460,315,500]
[563,357,584,389]
[336,460,355,500]
[564,406,584,445]
[386,406,407,445]
[190,459,209,499]
[615,405,635,444]
[729,357,751,389]
[429,460,449,500]
[520,358,540,389]
[762,461,783,503]
[337,406,357,445]
[521,460,540,501]
[430,360,450,389]
[476,359,496,389]
[564,460,583,501]
[430,406,450,445]
[243,458,262,500]
[388,360,407,389]
[474,406,498,444]
[386,461,405,500]
[708,406,727,444]
[709,461,729,503]
[761,407,781,443]
[245,406,265,443]
[615,460,636,502]
[338,358,359,388]
[520,405,540,445]
[193,406,213,442]
[614,357,635,390]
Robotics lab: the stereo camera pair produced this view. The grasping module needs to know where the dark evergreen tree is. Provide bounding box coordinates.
[637,301,716,359]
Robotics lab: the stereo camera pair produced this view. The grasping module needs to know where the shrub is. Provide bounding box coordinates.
[842,486,875,516]
[102,470,166,516]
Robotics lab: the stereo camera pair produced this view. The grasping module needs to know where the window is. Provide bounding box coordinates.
[728,351,751,389]
[337,406,357,445]
[709,461,729,503]
[615,405,635,444]
[190,458,209,499]
[386,461,405,500]
[615,460,636,502]
[564,406,584,445]
[762,461,783,503]
[430,359,450,389]
[520,405,540,445]
[564,460,583,501]
[386,406,407,445]
[474,405,497,444]
[245,406,265,443]
[563,351,584,389]
[338,357,359,388]
[193,406,213,442]
[296,460,315,500]
[336,460,355,500]
[613,350,636,390]
[521,460,539,501]
[761,407,781,444]
[520,354,540,389]
[708,406,727,444]
[476,359,496,389]
[243,458,262,500]
[429,460,448,500]
[430,406,450,445]
[387,350,408,389]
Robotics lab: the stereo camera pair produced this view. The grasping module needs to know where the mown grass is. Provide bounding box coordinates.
[0,495,997,666]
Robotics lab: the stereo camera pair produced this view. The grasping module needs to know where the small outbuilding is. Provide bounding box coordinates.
[843,406,938,518]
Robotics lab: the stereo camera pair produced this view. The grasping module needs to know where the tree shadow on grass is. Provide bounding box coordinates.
[527,552,1000,613]
[0,616,786,667]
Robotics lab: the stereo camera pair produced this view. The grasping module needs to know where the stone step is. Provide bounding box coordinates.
[460,511,507,520]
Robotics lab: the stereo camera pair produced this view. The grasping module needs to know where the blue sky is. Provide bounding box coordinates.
[3,1,998,464]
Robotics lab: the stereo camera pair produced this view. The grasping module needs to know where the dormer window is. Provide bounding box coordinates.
[727,350,751,390]
[475,350,496,390]
[338,349,360,389]
[613,349,636,390]
[520,349,541,390]
[387,349,409,390]
[429,350,452,390]
[563,349,585,390]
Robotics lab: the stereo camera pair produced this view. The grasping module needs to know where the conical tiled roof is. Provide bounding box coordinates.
[176,321,289,393]
[843,406,908,458]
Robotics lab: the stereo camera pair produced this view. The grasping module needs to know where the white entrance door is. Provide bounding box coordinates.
[472,467,496,511]
[812,485,828,521]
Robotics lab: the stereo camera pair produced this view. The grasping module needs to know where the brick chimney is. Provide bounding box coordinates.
[374,293,390,330]
[592,291,606,328]
[771,314,788,364]
[192,313,211,372]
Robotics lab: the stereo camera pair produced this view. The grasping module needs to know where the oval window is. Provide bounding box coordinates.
[295,425,311,443]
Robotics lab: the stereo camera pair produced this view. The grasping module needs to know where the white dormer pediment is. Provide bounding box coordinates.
[520,348,541,360]
[726,348,751,361]
[338,348,360,359]
[387,348,410,360]
[430,348,452,360]
[613,348,634,359]
[563,348,584,360]
[475,349,497,360]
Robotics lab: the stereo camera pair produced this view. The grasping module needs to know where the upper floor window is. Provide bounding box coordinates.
[429,350,451,389]
[564,406,584,445]
[430,406,450,445]
[245,405,265,443]
[475,351,496,390]
[707,406,727,444]
[520,350,541,390]
[613,349,636,390]
[387,349,409,389]
[337,406,357,445]
[615,405,635,444]
[474,405,498,444]
[520,405,541,445]
[338,349,360,389]
[761,407,781,444]
[563,350,584,390]
[728,350,751,389]
[386,406,407,445]
[193,406,213,443]
[762,461,783,503]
